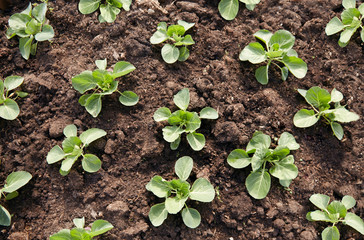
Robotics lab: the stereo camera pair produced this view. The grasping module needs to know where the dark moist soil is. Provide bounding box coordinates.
[0,0,363,239]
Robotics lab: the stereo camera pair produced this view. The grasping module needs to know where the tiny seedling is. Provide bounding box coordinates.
[50,217,114,239]
[293,86,359,140]
[72,59,138,117]
[150,20,195,64]
[0,75,28,120]
[6,3,54,60]
[0,171,32,226]
[78,0,131,23]
[325,0,364,47]
[307,194,364,240]
[218,0,261,20]
[146,156,215,228]
[239,29,307,85]
[227,131,300,199]
[153,88,218,151]
[46,124,106,176]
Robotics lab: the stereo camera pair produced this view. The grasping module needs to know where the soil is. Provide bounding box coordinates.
[0,0,363,239]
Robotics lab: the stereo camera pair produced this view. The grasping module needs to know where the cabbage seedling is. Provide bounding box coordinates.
[153,88,218,151]
[239,29,307,85]
[46,124,106,176]
[146,156,215,228]
[50,217,114,239]
[218,0,261,20]
[307,194,364,240]
[0,171,32,226]
[325,0,364,47]
[72,58,138,117]
[150,20,195,64]
[293,87,359,140]
[0,75,28,120]
[227,131,300,199]
[6,3,54,60]
[78,0,131,23]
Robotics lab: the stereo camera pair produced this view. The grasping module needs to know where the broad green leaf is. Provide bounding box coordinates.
[165,196,188,214]
[254,29,273,46]
[190,178,215,202]
[167,25,185,37]
[297,89,307,98]
[255,65,269,85]
[4,76,24,91]
[162,126,184,142]
[227,149,251,169]
[187,132,205,151]
[19,36,33,60]
[344,212,364,234]
[325,17,345,36]
[8,13,32,32]
[16,91,28,98]
[174,88,190,110]
[149,203,168,227]
[269,156,298,180]
[150,29,169,44]
[180,35,195,45]
[309,194,330,210]
[239,42,267,64]
[361,28,364,42]
[119,91,138,106]
[339,26,358,45]
[62,136,82,153]
[322,226,340,240]
[175,156,193,181]
[286,49,298,57]
[341,195,356,210]
[85,94,102,117]
[90,220,113,236]
[95,59,107,70]
[177,20,195,31]
[82,154,102,173]
[60,155,79,172]
[307,210,333,222]
[168,110,185,125]
[178,47,190,62]
[153,107,171,122]
[250,148,267,171]
[80,128,106,145]
[79,0,100,14]
[331,122,343,140]
[330,88,343,103]
[279,179,292,188]
[185,112,201,132]
[21,3,32,15]
[47,145,66,164]
[70,228,89,239]
[112,61,136,78]
[359,3,364,15]
[35,24,53,41]
[331,108,359,123]
[281,66,289,81]
[0,81,4,96]
[72,71,97,94]
[49,229,72,240]
[119,0,132,11]
[246,132,271,153]
[32,3,47,23]
[218,0,239,20]
[246,170,271,199]
[5,191,19,200]
[63,124,77,138]
[327,201,347,218]
[79,94,92,106]
[341,8,360,25]
[99,3,120,23]
[146,176,170,198]
[293,109,319,128]
[278,132,300,150]
[282,55,307,79]
[241,0,260,4]
[73,217,85,229]
[2,171,32,193]
[200,107,218,119]
[342,0,356,9]
[245,4,256,10]
[170,136,181,150]
[0,205,11,227]
[269,30,295,51]
[161,44,179,64]
[182,208,201,228]
[305,86,331,108]
[0,99,20,120]
[271,146,290,159]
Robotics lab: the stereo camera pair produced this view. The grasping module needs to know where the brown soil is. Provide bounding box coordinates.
[0,0,363,239]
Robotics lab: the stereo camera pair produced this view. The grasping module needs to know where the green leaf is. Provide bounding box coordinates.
[168,110,185,125]
[0,205,11,227]
[146,176,170,198]
[72,71,97,94]
[330,88,343,103]
[19,36,33,60]
[185,112,201,132]
[331,108,359,123]
[293,109,319,128]
[250,148,267,171]
[99,3,120,23]
[254,29,273,46]
[62,136,82,153]
[239,42,267,64]
[339,26,358,45]
[342,0,356,9]
[344,212,364,234]
[278,132,300,150]
[190,178,215,202]
[60,155,79,172]
[4,76,24,91]
[112,61,136,78]
[322,226,340,240]
[180,35,195,45]
[153,107,171,122]
[227,149,251,169]
[341,8,360,25]
[73,217,85,229]
[281,66,289,81]
[255,65,269,85]
[95,59,107,70]
[162,126,184,142]
[49,229,72,240]
[279,179,292,188]
[82,154,102,173]
[2,171,32,193]
[119,91,139,106]
[0,99,20,120]
[149,203,168,227]
[218,0,239,20]
[341,195,356,210]
[200,107,218,119]
[269,156,298,180]
[32,3,47,23]
[165,196,188,214]
[325,17,345,36]
[177,20,195,31]
[63,124,77,138]
[80,128,106,146]
[269,30,295,51]
[187,132,205,151]
[174,88,190,110]
[16,91,28,98]
[282,55,307,79]
[119,0,132,11]
[35,24,54,41]
[307,210,333,222]
[246,131,271,153]
[246,170,271,199]
[178,47,190,62]
[170,136,181,150]
[5,191,19,200]
[47,145,66,164]
[331,122,343,140]
[79,0,101,14]
[309,194,330,211]
[161,44,180,64]
[271,146,290,159]
[90,220,113,236]
[175,156,193,181]
[182,208,201,228]
[167,25,185,36]
[359,3,364,15]
[245,4,256,10]
[84,94,102,117]
[8,13,32,32]
[0,80,4,96]
[150,29,169,44]
[327,201,347,218]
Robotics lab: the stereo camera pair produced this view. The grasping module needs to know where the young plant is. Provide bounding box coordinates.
[227,131,300,199]
[325,0,364,47]
[50,217,113,239]
[6,3,54,60]
[0,171,32,226]
[307,194,364,240]
[293,86,359,140]
[146,156,215,228]
[0,75,28,120]
[239,29,307,85]
[153,88,218,151]
[150,20,195,64]
[72,58,138,117]
[218,0,261,20]
[78,0,131,23]
[46,124,106,176]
